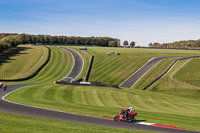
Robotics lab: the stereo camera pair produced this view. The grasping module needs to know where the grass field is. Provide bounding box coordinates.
[85,47,200,85]
[26,46,74,83]
[174,58,200,87]
[2,46,74,84]
[5,84,200,131]
[0,45,48,80]
[0,113,153,133]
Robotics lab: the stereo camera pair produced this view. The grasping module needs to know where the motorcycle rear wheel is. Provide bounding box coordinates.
[114,115,119,121]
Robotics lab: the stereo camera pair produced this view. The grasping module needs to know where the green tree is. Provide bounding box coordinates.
[148,43,153,47]
[123,40,128,47]
[130,41,135,48]
[108,41,118,47]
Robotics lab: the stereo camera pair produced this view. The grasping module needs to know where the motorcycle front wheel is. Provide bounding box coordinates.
[126,114,134,123]
[114,115,119,121]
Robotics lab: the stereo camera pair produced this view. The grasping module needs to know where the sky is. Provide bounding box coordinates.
[1,0,200,46]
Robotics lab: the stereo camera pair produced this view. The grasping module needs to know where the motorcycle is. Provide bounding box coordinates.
[3,84,7,91]
[114,110,137,123]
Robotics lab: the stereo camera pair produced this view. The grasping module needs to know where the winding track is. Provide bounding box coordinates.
[120,56,180,88]
[60,47,83,80]
[0,48,199,133]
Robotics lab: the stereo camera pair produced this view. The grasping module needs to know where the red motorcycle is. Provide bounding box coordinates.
[114,109,137,123]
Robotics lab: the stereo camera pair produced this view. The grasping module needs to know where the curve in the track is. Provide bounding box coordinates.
[59,47,83,80]
[120,56,181,88]
[0,49,199,133]
[0,84,199,133]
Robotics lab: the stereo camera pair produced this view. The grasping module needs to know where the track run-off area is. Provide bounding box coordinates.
[0,47,199,133]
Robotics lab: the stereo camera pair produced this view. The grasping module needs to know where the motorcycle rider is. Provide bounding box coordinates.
[118,107,136,121]
[3,84,7,91]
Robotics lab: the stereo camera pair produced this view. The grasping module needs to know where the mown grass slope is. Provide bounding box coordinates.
[146,58,200,99]
[0,45,48,80]
[0,113,152,133]
[26,46,73,83]
[174,58,200,87]
[86,47,200,85]
[6,84,200,131]
[3,46,74,84]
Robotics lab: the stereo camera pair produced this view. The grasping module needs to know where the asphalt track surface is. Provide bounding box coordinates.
[0,49,199,133]
[59,47,83,80]
[120,56,181,88]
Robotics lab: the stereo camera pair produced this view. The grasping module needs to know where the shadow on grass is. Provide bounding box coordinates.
[0,47,32,66]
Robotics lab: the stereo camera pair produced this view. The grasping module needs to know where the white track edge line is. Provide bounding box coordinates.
[130,59,163,88]
[60,47,84,80]
[119,57,155,87]
[2,85,101,119]
[70,48,84,80]
[60,48,76,79]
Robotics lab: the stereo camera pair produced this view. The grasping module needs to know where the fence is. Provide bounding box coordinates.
[56,81,119,88]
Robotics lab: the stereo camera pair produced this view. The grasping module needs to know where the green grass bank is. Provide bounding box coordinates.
[0,45,48,80]
[0,113,152,133]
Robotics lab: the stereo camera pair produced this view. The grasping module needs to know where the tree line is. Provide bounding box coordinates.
[149,39,200,49]
[0,33,120,53]
[0,34,21,53]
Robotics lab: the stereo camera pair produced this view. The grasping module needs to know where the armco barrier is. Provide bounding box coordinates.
[56,81,119,88]
[0,46,51,81]
[142,56,200,90]
[85,55,94,81]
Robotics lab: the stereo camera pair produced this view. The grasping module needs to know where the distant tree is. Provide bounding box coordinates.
[108,41,118,47]
[123,40,128,47]
[148,43,153,47]
[153,42,161,48]
[130,41,135,48]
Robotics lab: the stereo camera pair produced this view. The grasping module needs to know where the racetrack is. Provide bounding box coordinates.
[59,47,83,80]
[0,48,199,133]
[0,84,198,133]
[120,56,181,88]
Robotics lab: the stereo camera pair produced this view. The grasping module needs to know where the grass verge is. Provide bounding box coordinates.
[147,59,200,99]
[174,58,200,87]
[3,46,73,84]
[0,113,152,133]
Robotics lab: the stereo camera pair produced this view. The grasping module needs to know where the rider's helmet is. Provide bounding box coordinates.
[129,107,133,111]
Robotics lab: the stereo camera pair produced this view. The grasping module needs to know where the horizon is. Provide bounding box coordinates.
[1,0,200,46]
